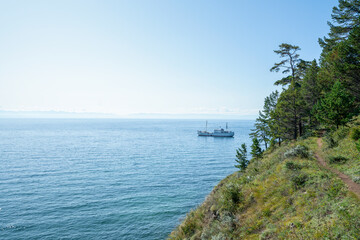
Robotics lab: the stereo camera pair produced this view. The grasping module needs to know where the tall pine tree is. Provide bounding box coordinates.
[319,0,360,54]
[250,91,279,149]
[271,82,304,140]
[270,43,301,86]
[270,43,308,140]
[300,59,321,128]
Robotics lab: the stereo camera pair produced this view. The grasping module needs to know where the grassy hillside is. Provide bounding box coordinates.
[169,135,360,239]
[321,119,360,184]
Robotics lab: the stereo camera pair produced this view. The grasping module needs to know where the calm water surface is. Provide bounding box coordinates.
[0,119,253,239]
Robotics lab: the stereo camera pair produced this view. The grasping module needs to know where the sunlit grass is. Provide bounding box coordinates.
[323,123,360,183]
[169,136,360,239]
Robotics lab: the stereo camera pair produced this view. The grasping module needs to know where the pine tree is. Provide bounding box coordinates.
[314,81,355,128]
[271,82,304,140]
[319,0,360,54]
[318,1,360,96]
[250,91,278,149]
[235,143,248,171]
[270,43,301,86]
[269,43,309,140]
[250,138,263,159]
[334,25,360,103]
[300,59,321,127]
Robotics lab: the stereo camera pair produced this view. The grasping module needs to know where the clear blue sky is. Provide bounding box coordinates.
[0,0,338,117]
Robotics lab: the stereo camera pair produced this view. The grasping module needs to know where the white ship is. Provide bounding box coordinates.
[197,122,234,137]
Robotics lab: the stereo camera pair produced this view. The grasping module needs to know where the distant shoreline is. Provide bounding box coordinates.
[0,110,257,120]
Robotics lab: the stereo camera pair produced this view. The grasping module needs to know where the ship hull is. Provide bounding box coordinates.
[211,132,234,137]
[197,131,234,137]
[197,131,212,136]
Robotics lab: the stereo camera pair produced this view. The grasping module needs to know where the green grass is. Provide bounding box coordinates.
[169,137,360,239]
[322,124,360,184]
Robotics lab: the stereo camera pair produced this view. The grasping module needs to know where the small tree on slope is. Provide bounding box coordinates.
[235,143,248,171]
[251,138,263,159]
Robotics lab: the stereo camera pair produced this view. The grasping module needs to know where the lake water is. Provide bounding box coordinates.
[0,119,253,239]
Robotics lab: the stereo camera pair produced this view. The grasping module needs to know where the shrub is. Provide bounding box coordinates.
[211,232,227,240]
[333,126,350,140]
[300,129,317,139]
[285,161,302,171]
[327,181,344,198]
[328,155,348,164]
[291,173,308,189]
[180,212,198,236]
[284,145,309,159]
[260,228,277,240]
[324,134,338,148]
[356,140,360,152]
[219,183,243,212]
[200,222,221,240]
[219,213,236,230]
[353,176,360,184]
[351,127,360,141]
[262,208,272,217]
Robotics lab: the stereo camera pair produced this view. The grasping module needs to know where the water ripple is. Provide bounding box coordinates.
[0,119,252,239]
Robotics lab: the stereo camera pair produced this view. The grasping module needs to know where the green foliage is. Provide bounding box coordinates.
[177,210,202,238]
[250,138,263,159]
[285,161,302,171]
[334,25,360,102]
[219,182,243,212]
[262,208,271,217]
[356,139,360,152]
[323,127,350,148]
[333,126,350,140]
[319,0,360,54]
[327,180,344,199]
[322,124,360,184]
[235,143,248,171]
[301,59,321,127]
[270,43,301,86]
[350,127,360,140]
[314,81,355,128]
[259,228,277,240]
[268,43,309,141]
[324,134,338,148]
[284,145,309,159]
[291,173,308,189]
[271,82,305,140]
[250,91,278,149]
[328,155,348,164]
[251,1,360,146]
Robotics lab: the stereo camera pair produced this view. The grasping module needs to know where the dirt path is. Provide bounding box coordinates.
[315,138,360,199]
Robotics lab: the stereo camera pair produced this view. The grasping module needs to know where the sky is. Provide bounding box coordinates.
[0,0,338,118]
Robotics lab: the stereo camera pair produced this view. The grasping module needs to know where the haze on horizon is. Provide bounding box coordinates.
[0,0,337,118]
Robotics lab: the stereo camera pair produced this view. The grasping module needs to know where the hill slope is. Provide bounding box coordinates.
[169,136,360,239]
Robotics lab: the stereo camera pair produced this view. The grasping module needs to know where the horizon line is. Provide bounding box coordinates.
[0,110,257,120]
